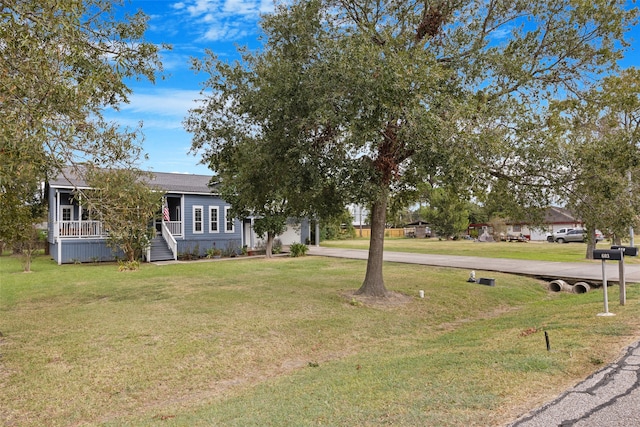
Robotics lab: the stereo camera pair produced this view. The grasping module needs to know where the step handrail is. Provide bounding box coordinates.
[161,221,178,260]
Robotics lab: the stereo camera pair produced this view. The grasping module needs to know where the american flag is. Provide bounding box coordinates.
[163,205,170,221]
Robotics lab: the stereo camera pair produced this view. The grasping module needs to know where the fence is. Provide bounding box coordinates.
[354,228,406,238]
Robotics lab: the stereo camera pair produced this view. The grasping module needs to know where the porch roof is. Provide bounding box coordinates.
[49,167,219,195]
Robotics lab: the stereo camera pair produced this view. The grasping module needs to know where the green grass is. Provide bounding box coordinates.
[2,253,640,426]
[321,237,637,263]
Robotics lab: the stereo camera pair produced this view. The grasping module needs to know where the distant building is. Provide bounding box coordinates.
[347,204,369,227]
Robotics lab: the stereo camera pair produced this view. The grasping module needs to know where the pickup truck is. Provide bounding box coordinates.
[552,228,604,243]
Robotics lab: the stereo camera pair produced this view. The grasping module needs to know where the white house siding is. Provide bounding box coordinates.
[276,221,307,245]
[252,219,310,248]
[506,223,582,241]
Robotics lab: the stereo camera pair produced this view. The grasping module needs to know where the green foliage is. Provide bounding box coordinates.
[289,242,308,257]
[206,246,222,258]
[321,209,356,240]
[252,216,287,240]
[186,0,635,294]
[549,68,640,258]
[223,240,241,257]
[0,161,47,272]
[117,260,140,271]
[82,167,161,262]
[272,238,282,255]
[1,0,164,185]
[487,216,508,241]
[420,186,469,239]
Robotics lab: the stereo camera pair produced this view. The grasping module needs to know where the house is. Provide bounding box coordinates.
[467,207,583,241]
[47,169,310,264]
[504,206,583,241]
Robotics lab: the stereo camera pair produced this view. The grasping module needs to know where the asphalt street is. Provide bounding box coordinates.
[307,246,640,284]
[307,246,640,426]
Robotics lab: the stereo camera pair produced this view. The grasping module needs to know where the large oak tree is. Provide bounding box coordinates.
[187,0,635,296]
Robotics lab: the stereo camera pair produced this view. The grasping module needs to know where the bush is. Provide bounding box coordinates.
[118,260,140,271]
[223,240,241,257]
[289,243,308,257]
[206,246,222,258]
[272,238,282,254]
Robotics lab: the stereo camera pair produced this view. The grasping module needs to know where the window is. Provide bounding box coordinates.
[209,206,219,233]
[193,206,203,234]
[61,206,73,221]
[513,225,521,233]
[225,207,234,233]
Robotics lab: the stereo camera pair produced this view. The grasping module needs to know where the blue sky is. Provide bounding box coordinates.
[110,0,640,176]
[109,0,271,175]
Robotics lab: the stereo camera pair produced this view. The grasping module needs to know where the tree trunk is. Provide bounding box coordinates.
[265,232,274,259]
[355,188,389,297]
[585,226,597,259]
[22,251,32,272]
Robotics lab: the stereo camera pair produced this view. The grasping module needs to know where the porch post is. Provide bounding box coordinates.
[78,193,83,237]
[54,189,59,239]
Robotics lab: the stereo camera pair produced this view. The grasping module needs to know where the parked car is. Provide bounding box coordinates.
[554,228,604,243]
[548,228,573,242]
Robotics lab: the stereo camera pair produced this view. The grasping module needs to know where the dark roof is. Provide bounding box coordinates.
[147,171,217,194]
[544,206,579,224]
[405,220,430,227]
[49,168,218,195]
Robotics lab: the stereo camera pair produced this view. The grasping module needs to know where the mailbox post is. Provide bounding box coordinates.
[610,245,639,306]
[593,250,622,317]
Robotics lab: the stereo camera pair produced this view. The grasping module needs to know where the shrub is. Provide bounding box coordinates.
[223,240,240,257]
[206,246,222,258]
[272,238,282,254]
[118,260,140,271]
[289,242,308,257]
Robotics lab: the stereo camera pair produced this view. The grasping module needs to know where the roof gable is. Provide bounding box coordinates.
[544,206,578,224]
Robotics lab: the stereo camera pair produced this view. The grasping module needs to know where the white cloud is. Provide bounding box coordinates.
[121,89,202,118]
[222,0,259,16]
[258,0,273,14]
[107,89,204,132]
[171,0,274,41]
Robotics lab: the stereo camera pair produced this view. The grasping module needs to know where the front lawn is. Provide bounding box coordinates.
[1,254,640,426]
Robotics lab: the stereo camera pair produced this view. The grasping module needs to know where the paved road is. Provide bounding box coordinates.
[307,246,640,284]
[307,246,640,426]
[508,341,640,427]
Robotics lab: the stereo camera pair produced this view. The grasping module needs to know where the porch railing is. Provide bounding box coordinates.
[165,220,182,236]
[57,221,107,238]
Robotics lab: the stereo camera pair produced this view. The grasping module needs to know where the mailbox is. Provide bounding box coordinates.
[593,249,623,261]
[610,245,639,257]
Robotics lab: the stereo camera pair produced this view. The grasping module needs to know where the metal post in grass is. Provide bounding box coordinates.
[619,247,626,306]
[545,331,550,351]
[593,250,619,317]
[611,245,638,306]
